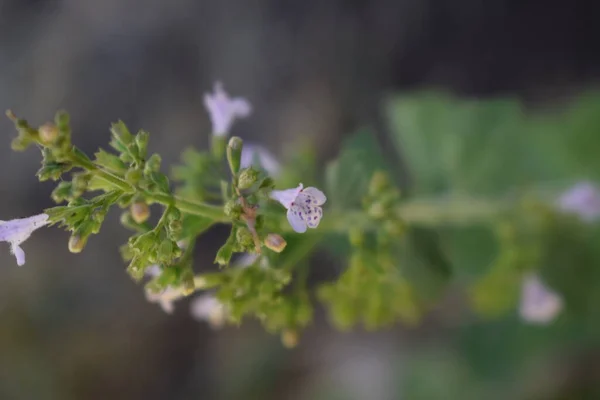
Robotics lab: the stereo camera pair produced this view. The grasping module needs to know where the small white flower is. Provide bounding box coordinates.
[203,82,251,137]
[240,143,281,177]
[519,273,563,324]
[144,262,183,314]
[270,183,326,233]
[190,294,228,328]
[558,182,600,222]
[0,213,49,266]
[145,287,181,314]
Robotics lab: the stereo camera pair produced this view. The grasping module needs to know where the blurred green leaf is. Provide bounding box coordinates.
[325,129,389,209]
[386,91,600,195]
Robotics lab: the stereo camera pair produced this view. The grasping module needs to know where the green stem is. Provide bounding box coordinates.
[273,197,510,233]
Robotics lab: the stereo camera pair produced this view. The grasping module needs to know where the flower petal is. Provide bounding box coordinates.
[305,206,323,229]
[270,183,303,209]
[302,187,327,205]
[287,207,307,233]
[203,82,251,137]
[519,274,563,324]
[11,243,25,266]
[241,143,281,177]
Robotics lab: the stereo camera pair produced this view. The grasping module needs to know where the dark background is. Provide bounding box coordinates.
[1,1,599,399]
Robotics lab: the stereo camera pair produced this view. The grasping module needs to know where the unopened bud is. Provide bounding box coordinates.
[145,154,162,174]
[130,202,150,223]
[125,169,143,185]
[236,228,255,249]
[227,136,243,174]
[39,123,59,144]
[237,168,259,190]
[68,235,87,253]
[368,171,390,197]
[281,329,299,349]
[264,233,287,253]
[224,200,242,219]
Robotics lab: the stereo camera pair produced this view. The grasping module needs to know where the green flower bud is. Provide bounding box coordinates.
[135,130,149,158]
[158,240,175,262]
[236,227,255,249]
[168,219,182,237]
[145,154,162,174]
[368,171,390,197]
[237,168,259,190]
[51,181,73,203]
[130,202,150,223]
[227,136,243,174]
[38,123,59,144]
[125,169,143,185]
[367,202,386,219]
[120,211,134,226]
[68,235,88,253]
[264,233,287,253]
[224,200,242,219]
[72,173,89,195]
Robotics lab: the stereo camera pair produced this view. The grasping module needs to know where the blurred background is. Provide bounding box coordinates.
[1,0,600,399]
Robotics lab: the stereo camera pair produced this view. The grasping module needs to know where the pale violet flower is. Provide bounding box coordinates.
[519,273,563,324]
[0,213,49,266]
[270,183,326,233]
[190,294,228,328]
[204,82,251,137]
[144,263,184,314]
[241,143,281,177]
[145,287,180,314]
[558,182,600,222]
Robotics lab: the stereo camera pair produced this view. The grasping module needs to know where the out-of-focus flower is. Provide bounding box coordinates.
[145,287,182,314]
[519,273,563,324]
[558,182,600,222]
[264,233,287,253]
[0,213,49,266]
[203,82,251,137]
[270,184,326,233]
[144,264,183,314]
[240,143,281,177]
[190,294,228,328]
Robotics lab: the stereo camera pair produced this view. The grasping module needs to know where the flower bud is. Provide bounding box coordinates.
[368,171,390,197]
[39,123,59,144]
[168,219,183,238]
[264,233,287,253]
[367,202,386,219]
[130,202,150,223]
[68,235,87,253]
[237,168,259,190]
[227,136,243,174]
[236,228,255,249]
[145,154,162,174]
[281,329,299,349]
[135,130,149,158]
[224,200,242,219]
[158,240,175,262]
[125,169,143,185]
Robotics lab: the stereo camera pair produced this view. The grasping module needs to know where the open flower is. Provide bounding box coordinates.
[0,213,49,266]
[190,294,228,328]
[519,273,563,324]
[204,82,251,137]
[270,184,326,233]
[240,143,281,177]
[558,182,600,222]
